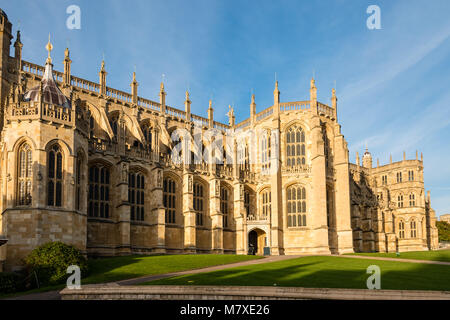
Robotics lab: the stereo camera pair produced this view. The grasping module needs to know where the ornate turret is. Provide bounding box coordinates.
[23,37,70,108]
[362,148,373,168]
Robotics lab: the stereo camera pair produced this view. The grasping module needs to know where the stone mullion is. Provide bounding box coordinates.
[210,177,223,253]
[332,122,355,254]
[115,160,131,255]
[233,182,246,255]
[150,166,166,253]
[183,170,196,252]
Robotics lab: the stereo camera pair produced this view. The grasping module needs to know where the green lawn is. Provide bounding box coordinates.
[346,249,450,262]
[143,255,450,291]
[0,254,261,298]
[83,254,262,284]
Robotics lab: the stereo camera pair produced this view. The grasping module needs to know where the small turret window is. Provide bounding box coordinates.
[398,221,405,239]
[397,195,404,208]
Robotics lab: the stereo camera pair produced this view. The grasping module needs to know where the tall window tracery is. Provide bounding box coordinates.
[260,189,271,220]
[261,131,271,172]
[88,164,110,218]
[47,144,63,207]
[286,125,305,166]
[163,177,176,224]
[194,182,204,226]
[129,172,145,221]
[287,185,307,227]
[220,186,230,228]
[18,143,32,206]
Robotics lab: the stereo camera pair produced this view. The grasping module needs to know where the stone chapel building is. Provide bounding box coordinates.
[0,10,438,271]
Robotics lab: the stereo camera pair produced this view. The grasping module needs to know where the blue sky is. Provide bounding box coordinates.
[2,0,450,217]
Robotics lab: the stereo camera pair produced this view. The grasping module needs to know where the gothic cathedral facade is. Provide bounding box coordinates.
[0,10,438,271]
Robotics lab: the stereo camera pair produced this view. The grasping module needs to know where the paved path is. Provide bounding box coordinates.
[339,254,450,266]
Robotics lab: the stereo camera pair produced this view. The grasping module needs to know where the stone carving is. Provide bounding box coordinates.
[188,175,193,192]
[157,169,162,188]
[122,163,128,183]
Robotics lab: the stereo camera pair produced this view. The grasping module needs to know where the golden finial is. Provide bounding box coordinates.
[45,33,53,64]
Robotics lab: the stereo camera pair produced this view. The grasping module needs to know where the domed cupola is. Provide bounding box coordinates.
[362,148,373,168]
[23,37,70,108]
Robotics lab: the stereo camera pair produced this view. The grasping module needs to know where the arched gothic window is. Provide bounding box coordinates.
[141,125,153,153]
[18,143,32,205]
[410,219,417,238]
[261,131,271,172]
[398,195,404,208]
[409,193,415,207]
[194,182,204,226]
[220,186,230,228]
[286,126,305,166]
[244,190,250,217]
[163,177,176,224]
[47,144,63,207]
[287,185,307,227]
[260,189,271,220]
[88,164,110,218]
[398,221,405,239]
[129,172,145,221]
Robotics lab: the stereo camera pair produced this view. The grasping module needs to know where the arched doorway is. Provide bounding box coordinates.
[248,228,267,255]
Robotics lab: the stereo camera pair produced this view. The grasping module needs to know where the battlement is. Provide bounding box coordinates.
[20,59,334,131]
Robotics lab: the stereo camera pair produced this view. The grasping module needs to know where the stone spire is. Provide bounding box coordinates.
[45,34,53,65]
[63,47,71,86]
[228,104,235,127]
[250,93,256,124]
[99,59,107,95]
[14,30,22,60]
[208,99,214,127]
[331,87,337,120]
[273,80,280,118]
[184,90,191,122]
[130,71,138,104]
[159,81,166,113]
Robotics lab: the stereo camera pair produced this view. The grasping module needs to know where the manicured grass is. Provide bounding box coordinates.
[346,249,450,262]
[0,254,261,299]
[144,255,450,291]
[83,254,262,284]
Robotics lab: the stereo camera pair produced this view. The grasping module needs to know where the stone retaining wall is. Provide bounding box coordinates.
[60,284,450,300]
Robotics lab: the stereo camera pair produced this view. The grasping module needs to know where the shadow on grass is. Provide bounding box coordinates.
[146,256,450,291]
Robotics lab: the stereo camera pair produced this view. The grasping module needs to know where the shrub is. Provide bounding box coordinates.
[0,272,23,293]
[437,221,450,242]
[25,241,88,287]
